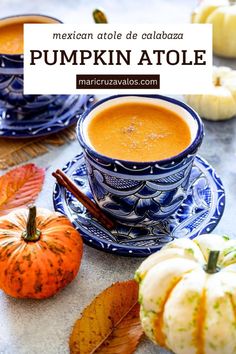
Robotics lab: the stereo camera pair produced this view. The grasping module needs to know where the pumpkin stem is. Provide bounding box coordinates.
[215,77,221,86]
[204,250,220,274]
[93,9,108,23]
[22,205,41,242]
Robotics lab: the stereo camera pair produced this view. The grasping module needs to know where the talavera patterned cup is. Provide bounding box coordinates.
[0,14,66,120]
[77,95,204,226]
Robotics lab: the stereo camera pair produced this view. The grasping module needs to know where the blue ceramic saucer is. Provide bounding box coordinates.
[0,95,94,138]
[53,154,225,257]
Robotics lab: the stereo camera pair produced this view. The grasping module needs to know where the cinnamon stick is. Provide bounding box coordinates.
[52,169,115,230]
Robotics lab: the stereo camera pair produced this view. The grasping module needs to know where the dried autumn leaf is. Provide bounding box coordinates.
[70,280,143,354]
[0,163,45,216]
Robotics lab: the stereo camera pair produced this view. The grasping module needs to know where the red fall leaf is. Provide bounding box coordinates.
[0,163,45,216]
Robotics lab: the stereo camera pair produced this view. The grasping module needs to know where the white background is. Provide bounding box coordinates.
[24,24,212,95]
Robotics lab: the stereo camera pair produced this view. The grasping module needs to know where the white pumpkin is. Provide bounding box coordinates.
[135,234,236,354]
[192,0,236,58]
[185,66,236,120]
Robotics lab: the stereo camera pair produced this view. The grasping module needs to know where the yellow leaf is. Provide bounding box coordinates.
[70,280,143,354]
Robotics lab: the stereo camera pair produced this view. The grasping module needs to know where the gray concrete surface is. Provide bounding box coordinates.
[0,0,236,353]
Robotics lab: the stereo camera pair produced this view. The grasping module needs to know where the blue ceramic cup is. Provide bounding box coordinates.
[77,95,204,226]
[0,14,67,120]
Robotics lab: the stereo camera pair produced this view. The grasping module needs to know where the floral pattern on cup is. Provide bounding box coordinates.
[84,149,196,225]
[53,153,225,257]
[77,95,204,226]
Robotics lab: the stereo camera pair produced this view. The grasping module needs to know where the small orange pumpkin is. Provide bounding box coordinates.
[0,206,83,299]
